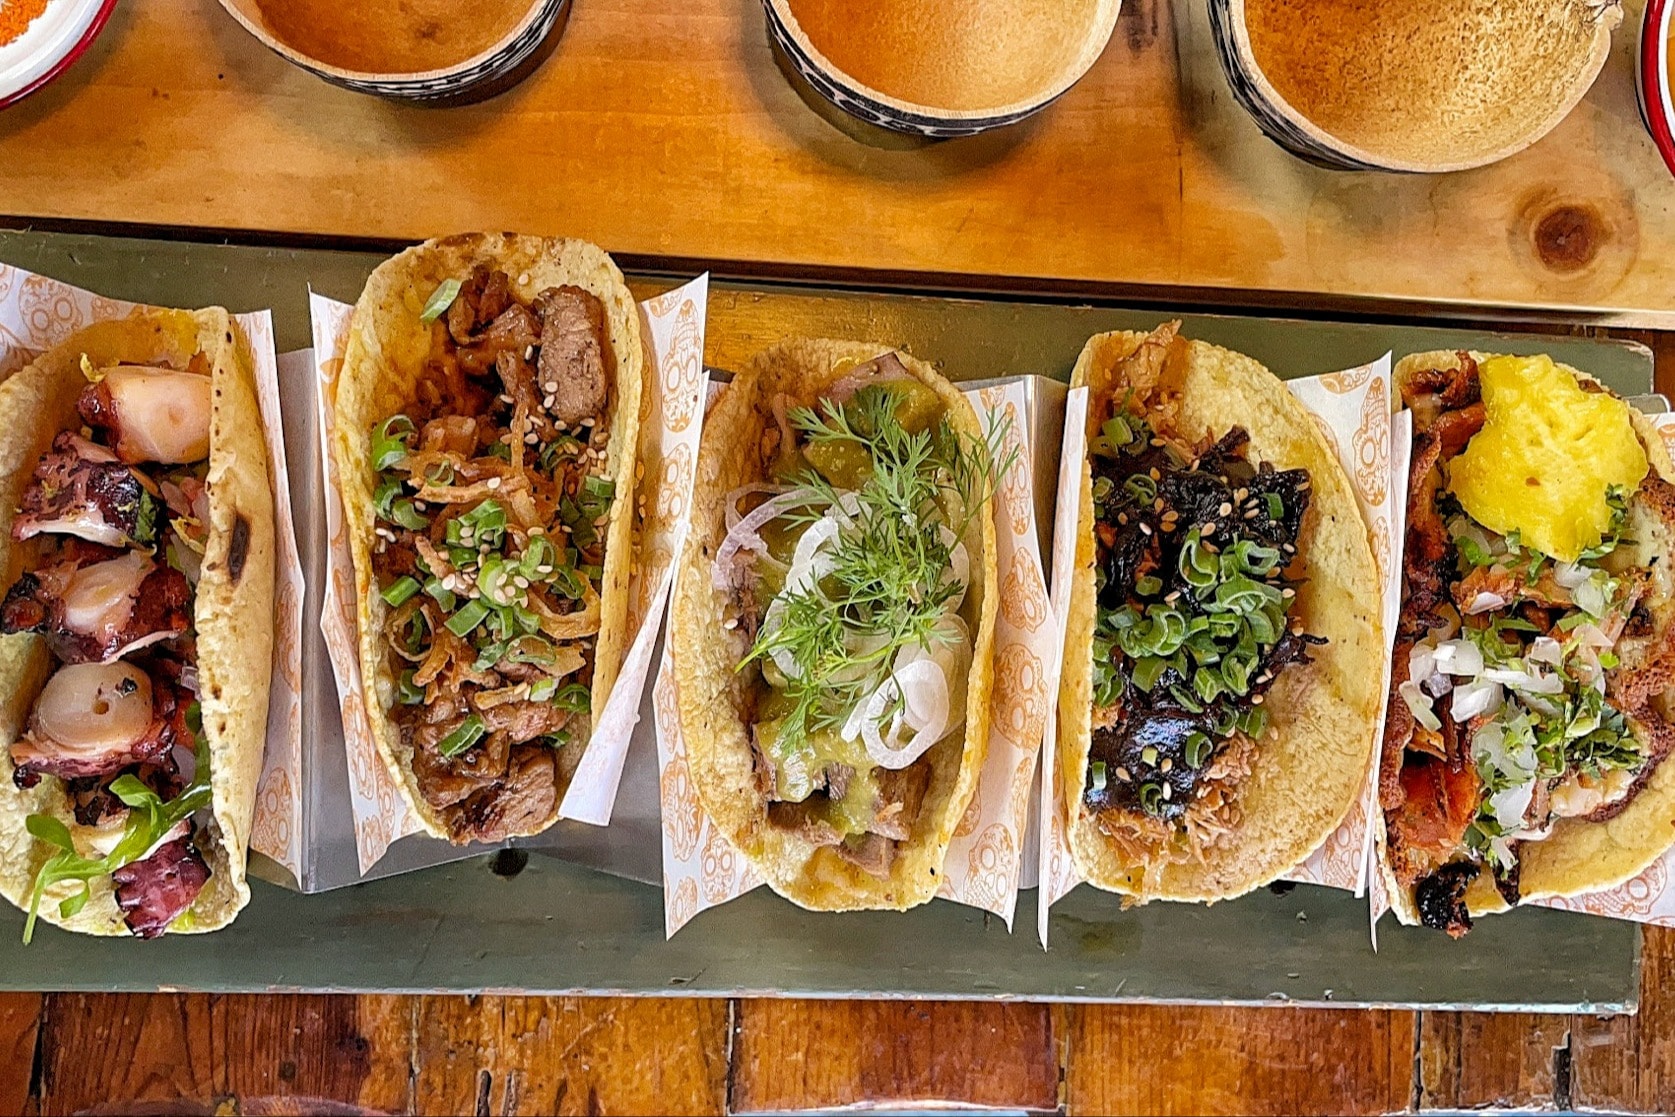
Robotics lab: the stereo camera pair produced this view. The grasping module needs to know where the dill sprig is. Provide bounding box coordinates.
[744,383,1015,752]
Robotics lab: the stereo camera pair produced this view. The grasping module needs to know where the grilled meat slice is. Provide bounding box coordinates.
[10,661,189,784]
[1,545,190,664]
[77,367,212,465]
[12,432,157,549]
[534,285,609,426]
[111,829,210,939]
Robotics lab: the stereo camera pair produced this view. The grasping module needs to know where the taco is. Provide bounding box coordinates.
[336,234,643,844]
[1380,350,1675,936]
[671,341,1001,910]
[1058,322,1383,902]
[0,308,275,940]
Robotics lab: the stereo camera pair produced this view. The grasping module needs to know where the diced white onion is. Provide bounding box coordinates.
[1451,678,1504,722]
[1432,639,1484,677]
[1553,561,1591,590]
[1463,591,1507,615]
[1399,680,1442,732]
[1527,636,1564,666]
[1490,781,1536,831]
[1483,667,1564,695]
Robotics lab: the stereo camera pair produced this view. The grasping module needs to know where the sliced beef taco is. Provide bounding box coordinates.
[336,234,644,844]
[0,308,275,939]
[1381,350,1675,936]
[672,341,1001,910]
[1059,322,1383,902]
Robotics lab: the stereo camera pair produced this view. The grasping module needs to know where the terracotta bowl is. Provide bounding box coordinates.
[1209,0,1622,172]
[0,0,117,110]
[1639,0,1675,178]
[216,0,569,104]
[764,0,1123,137]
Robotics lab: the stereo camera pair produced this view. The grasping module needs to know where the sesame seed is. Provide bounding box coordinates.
[479,544,491,555]
[1282,587,1295,598]
[536,564,553,574]
[1268,728,1279,740]
[524,346,535,361]
[1161,758,1173,773]
[1117,513,1129,525]
[1140,523,1152,536]
[497,394,512,405]
[1252,694,1264,705]
[1218,502,1232,517]
[1162,782,1173,800]
[486,477,502,490]
[543,381,558,393]
[723,616,738,630]
[518,272,530,286]
[526,432,540,445]
[529,527,544,536]
[1164,590,1180,603]
[1152,498,1165,513]
[542,394,556,410]
[1149,438,1165,447]
[1149,468,1161,481]
[513,576,530,589]
[414,501,427,511]
[1203,542,1219,554]
[581,417,595,427]
[1201,523,1216,536]
[1115,767,1132,783]
[1235,488,1248,501]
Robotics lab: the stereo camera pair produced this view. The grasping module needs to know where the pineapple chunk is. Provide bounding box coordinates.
[1448,355,1646,563]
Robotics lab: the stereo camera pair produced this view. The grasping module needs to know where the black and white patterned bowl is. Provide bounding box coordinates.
[763,0,1121,138]
[217,0,569,105]
[1209,0,1621,173]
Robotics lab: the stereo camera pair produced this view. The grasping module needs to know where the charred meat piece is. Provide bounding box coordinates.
[112,830,210,939]
[10,661,189,784]
[448,745,559,844]
[77,367,212,465]
[835,832,895,876]
[1414,861,1480,938]
[534,285,610,427]
[457,304,539,378]
[1,546,190,664]
[12,433,158,549]
[446,265,516,345]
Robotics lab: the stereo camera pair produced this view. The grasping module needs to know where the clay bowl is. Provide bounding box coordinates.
[1638,0,1675,178]
[1209,0,1622,172]
[764,0,1123,138]
[217,0,569,105]
[0,0,118,110]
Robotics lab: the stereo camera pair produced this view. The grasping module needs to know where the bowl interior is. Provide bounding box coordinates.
[1236,0,1616,169]
[0,0,106,100]
[774,0,1120,118]
[219,0,542,81]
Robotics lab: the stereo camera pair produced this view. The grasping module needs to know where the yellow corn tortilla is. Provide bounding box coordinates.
[671,339,998,911]
[1059,329,1383,902]
[1382,350,1675,926]
[336,233,645,841]
[0,308,276,935]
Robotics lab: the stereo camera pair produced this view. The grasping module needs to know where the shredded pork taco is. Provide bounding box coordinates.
[1059,323,1382,902]
[672,341,1002,910]
[0,309,274,940]
[1380,350,1675,936]
[336,234,643,845]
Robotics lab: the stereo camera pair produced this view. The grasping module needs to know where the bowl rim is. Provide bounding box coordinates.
[214,0,552,85]
[0,0,118,110]
[763,0,1122,123]
[1219,0,1622,173]
[1641,0,1675,176]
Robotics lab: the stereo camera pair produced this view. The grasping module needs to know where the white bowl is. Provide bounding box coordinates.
[0,0,116,109]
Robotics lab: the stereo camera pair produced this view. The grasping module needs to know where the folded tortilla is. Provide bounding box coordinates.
[671,339,998,911]
[335,233,645,840]
[0,308,276,935]
[1059,330,1384,902]
[1381,350,1675,925]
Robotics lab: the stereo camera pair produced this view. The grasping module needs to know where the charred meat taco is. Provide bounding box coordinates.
[335,234,644,845]
[1381,350,1675,936]
[0,309,275,940]
[1059,322,1383,902]
[672,341,1004,910]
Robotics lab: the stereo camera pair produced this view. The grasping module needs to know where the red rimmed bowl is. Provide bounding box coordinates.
[0,0,118,110]
[1639,0,1675,177]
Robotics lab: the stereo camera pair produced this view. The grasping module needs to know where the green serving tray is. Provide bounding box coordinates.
[0,230,1654,1009]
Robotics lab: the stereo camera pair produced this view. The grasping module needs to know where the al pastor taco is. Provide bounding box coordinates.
[671,341,1002,910]
[0,308,275,939]
[1381,350,1675,935]
[1058,322,1383,902]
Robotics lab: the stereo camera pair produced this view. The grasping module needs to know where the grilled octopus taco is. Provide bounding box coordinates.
[1058,323,1382,902]
[0,309,275,940]
[336,234,643,844]
[672,341,1002,911]
[1381,350,1675,936]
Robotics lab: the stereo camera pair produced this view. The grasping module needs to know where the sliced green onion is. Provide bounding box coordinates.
[397,671,425,705]
[1135,574,1163,598]
[372,415,416,471]
[1263,492,1285,521]
[423,576,457,612]
[1089,760,1108,793]
[446,599,491,637]
[550,682,590,712]
[1139,782,1164,815]
[419,278,463,324]
[389,499,428,531]
[436,713,487,758]
[380,576,421,607]
[583,475,616,500]
[1184,732,1211,769]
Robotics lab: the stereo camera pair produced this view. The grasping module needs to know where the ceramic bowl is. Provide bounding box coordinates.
[1209,0,1622,172]
[0,0,117,110]
[1638,0,1675,177]
[764,0,1122,138]
[216,0,568,105]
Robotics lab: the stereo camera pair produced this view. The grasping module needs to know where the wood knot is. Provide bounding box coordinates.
[1532,205,1604,273]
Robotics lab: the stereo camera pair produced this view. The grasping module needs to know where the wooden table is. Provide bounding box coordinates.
[5,0,1675,1113]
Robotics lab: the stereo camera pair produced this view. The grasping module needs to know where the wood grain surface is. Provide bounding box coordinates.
[0,1,1670,323]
